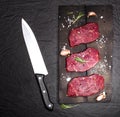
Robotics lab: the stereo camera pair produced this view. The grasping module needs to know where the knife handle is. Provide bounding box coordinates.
[36,74,53,111]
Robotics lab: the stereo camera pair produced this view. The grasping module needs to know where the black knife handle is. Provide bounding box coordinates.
[35,74,53,111]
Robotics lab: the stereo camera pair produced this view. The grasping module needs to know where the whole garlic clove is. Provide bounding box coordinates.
[60,49,70,56]
[87,11,97,18]
[96,91,106,101]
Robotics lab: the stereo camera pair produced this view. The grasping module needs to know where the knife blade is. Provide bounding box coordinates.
[21,18,53,110]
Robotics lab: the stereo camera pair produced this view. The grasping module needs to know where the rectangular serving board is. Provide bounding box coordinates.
[58,5,113,104]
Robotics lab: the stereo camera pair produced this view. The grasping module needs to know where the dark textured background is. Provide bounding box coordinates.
[0,0,120,117]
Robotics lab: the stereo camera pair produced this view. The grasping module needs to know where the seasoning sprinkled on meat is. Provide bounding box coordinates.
[66,48,100,72]
[67,74,104,97]
[69,22,100,47]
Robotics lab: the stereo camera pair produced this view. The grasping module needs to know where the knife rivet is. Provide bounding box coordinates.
[43,90,46,93]
[48,104,52,107]
[39,77,42,80]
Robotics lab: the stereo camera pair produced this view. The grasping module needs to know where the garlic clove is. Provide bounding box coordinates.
[60,49,70,56]
[87,11,97,18]
[96,91,106,101]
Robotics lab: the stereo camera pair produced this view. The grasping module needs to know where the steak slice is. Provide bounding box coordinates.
[66,48,99,72]
[67,74,104,97]
[69,22,100,47]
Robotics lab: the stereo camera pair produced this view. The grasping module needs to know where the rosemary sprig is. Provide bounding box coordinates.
[60,104,78,109]
[72,12,84,24]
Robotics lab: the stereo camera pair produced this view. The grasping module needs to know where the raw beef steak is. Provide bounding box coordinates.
[67,74,104,97]
[69,22,100,47]
[66,48,99,72]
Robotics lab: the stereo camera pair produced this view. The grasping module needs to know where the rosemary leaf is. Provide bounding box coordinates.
[75,57,86,63]
[72,12,84,24]
[60,104,78,109]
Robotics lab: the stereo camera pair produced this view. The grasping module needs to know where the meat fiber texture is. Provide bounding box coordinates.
[66,48,99,72]
[69,22,100,47]
[67,74,104,97]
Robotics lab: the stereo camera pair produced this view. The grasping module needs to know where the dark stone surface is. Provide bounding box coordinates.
[0,0,120,117]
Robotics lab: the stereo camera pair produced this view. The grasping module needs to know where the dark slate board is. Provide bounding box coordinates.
[58,5,113,104]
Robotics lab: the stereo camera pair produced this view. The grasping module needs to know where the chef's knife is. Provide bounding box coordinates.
[21,18,53,110]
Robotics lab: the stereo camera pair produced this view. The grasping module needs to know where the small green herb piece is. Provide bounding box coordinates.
[72,12,84,24]
[75,57,86,63]
[60,104,78,109]
[67,11,74,15]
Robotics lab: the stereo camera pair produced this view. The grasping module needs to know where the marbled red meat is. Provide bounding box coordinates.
[67,74,104,97]
[66,48,99,72]
[69,22,100,47]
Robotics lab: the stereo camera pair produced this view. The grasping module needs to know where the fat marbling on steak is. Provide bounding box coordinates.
[69,22,100,47]
[67,74,104,97]
[66,48,99,72]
